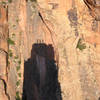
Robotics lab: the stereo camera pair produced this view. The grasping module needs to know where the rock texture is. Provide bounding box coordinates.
[36,0,100,100]
[0,0,100,100]
[0,2,9,100]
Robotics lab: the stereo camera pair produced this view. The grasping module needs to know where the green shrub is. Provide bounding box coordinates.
[16,91,21,100]
[76,38,86,51]
[9,52,13,57]
[16,80,20,87]
[16,66,20,71]
[14,56,18,59]
[30,0,37,2]
[1,1,6,5]
[8,0,12,3]
[8,38,15,45]
[18,61,21,65]
[8,50,13,57]
[18,73,21,78]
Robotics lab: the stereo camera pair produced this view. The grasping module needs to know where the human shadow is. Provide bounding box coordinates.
[22,43,62,100]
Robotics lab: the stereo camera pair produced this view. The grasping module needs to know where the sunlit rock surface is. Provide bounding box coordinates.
[0,0,100,100]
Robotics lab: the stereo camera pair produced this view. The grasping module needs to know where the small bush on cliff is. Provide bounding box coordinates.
[16,91,21,100]
[8,50,13,57]
[8,0,12,3]
[76,38,86,51]
[30,0,37,2]
[8,38,15,45]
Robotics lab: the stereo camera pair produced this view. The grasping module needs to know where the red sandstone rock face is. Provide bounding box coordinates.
[37,0,100,100]
[0,0,100,100]
[83,0,100,21]
[0,2,8,100]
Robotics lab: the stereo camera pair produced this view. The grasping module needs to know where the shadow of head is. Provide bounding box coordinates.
[31,43,55,60]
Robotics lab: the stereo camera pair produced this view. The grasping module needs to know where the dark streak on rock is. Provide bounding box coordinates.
[92,19,98,32]
[0,9,1,18]
[0,78,10,100]
[94,43,97,48]
[67,7,79,37]
[48,3,59,9]
[0,48,8,66]
[38,12,55,48]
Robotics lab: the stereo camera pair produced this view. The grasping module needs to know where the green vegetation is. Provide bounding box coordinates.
[14,56,18,59]
[1,1,6,5]
[8,38,21,100]
[76,38,86,51]
[18,73,21,78]
[30,0,37,2]
[7,12,22,100]
[8,0,12,3]
[9,52,13,57]
[15,57,21,100]
[16,91,21,100]
[8,38,15,45]
[16,19,19,23]
[18,60,21,65]
[0,0,12,5]
[16,80,20,86]
[16,66,20,71]
[12,33,15,37]
[8,50,13,57]
[8,61,10,64]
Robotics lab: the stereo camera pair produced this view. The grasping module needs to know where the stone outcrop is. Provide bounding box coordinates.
[0,2,9,100]
[36,0,100,100]
[0,0,100,100]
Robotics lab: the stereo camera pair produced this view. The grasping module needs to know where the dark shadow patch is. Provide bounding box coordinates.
[48,3,59,9]
[22,43,62,100]
[67,7,79,36]
[92,19,98,32]
[98,97,100,100]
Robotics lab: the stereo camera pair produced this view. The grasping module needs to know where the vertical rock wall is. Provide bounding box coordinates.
[0,0,100,100]
[0,1,9,100]
[37,0,100,100]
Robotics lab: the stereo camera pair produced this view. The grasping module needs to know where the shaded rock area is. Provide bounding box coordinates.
[22,43,62,100]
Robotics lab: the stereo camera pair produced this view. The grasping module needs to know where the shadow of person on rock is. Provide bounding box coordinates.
[22,43,62,100]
